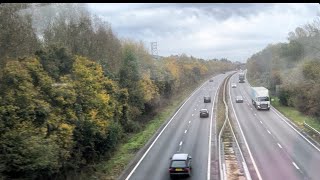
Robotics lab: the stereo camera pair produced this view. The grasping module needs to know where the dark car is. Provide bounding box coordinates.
[209,79,213,82]
[236,95,243,103]
[169,153,192,178]
[200,108,209,118]
[204,96,211,103]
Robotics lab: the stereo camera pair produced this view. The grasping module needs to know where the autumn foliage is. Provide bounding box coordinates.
[0,3,236,179]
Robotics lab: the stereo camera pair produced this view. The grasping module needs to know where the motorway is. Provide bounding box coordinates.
[228,72,320,180]
[124,73,229,180]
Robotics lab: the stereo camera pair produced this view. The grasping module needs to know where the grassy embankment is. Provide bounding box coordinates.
[271,97,320,143]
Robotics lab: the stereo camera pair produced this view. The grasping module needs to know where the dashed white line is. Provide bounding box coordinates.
[124,80,208,180]
[189,121,191,124]
[254,113,257,116]
[292,162,300,170]
[271,108,320,152]
[195,108,197,110]
[267,130,271,134]
[260,121,263,124]
[184,130,187,133]
[179,141,183,146]
[277,143,282,149]
[192,114,194,116]
[250,107,253,110]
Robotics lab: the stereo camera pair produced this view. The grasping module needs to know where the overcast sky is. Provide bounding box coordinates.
[87,3,320,62]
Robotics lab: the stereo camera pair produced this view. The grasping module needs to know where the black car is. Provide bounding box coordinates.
[204,96,211,103]
[209,79,213,82]
[169,153,192,178]
[200,109,209,118]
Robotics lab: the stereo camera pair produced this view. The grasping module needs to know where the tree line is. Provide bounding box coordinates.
[0,3,236,179]
[246,17,320,120]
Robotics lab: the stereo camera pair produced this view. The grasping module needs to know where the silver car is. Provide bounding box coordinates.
[236,95,243,103]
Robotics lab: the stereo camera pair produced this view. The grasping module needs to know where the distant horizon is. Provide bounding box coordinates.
[88,3,320,63]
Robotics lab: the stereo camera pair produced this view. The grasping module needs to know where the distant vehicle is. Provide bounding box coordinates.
[204,96,211,103]
[222,72,226,74]
[209,79,213,82]
[231,83,237,88]
[239,72,245,83]
[200,109,209,118]
[250,87,270,110]
[169,153,192,178]
[236,95,243,103]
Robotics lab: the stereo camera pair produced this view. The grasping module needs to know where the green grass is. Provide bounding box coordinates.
[80,76,212,180]
[271,97,320,142]
[216,80,225,133]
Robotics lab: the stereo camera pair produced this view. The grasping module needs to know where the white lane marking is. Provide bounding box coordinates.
[179,141,183,146]
[125,79,208,180]
[222,163,227,180]
[254,113,257,116]
[189,121,191,124]
[195,108,197,110]
[267,130,271,134]
[292,162,300,170]
[250,107,253,110]
[277,143,282,149]
[260,121,263,124]
[184,130,187,133]
[207,78,220,180]
[192,114,194,116]
[271,108,320,152]
[229,74,262,180]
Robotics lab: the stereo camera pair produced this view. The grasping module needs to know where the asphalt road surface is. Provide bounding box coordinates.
[228,71,320,180]
[124,73,229,180]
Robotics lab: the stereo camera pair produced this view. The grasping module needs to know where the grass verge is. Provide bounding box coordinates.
[80,76,214,180]
[271,97,320,143]
[216,79,226,134]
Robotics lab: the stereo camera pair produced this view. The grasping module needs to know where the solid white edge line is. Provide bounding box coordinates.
[242,161,251,180]
[229,74,263,180]
[125,79,208,180]
[271,108,320,152]
[207,78,220,180]
[222,163,226,180]
[292,162,300,170]
[228,75,252,180]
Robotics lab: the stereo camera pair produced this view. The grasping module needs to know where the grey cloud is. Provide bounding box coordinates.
[87,3,319,62]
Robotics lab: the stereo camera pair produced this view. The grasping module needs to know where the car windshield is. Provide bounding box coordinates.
[171,160,186,168]
[201,109,207,112]
[258,97,269,101]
